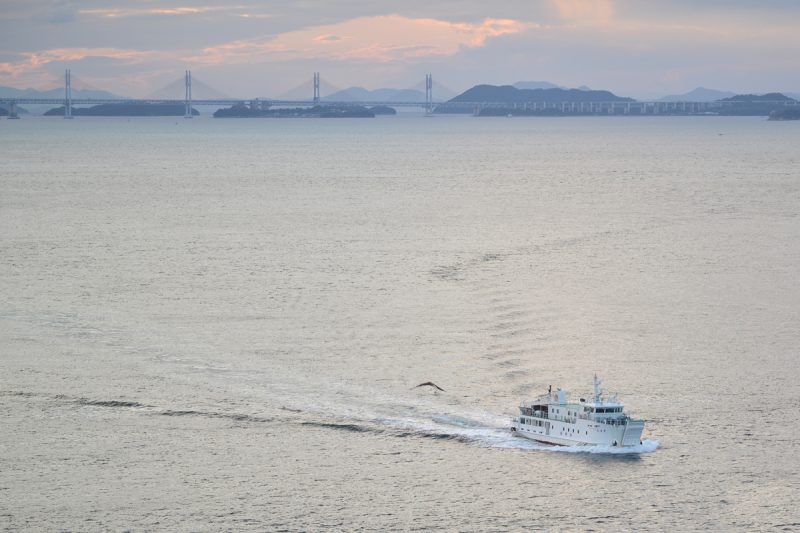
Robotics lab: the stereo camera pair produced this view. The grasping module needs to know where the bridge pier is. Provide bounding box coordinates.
[250,98,269,111]
[7,100,20,119]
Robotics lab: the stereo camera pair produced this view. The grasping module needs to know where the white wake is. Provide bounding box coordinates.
[374,413,659,454]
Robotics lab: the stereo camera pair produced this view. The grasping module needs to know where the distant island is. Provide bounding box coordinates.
[768,108,800,121]
[369,105,397,115]
[438,85,633,114]
[714,93,797,116]
[213,104,374,118]
[657,87,737,102]
[450,85,634,104]
[44,103,198,116]
[435,85,799,117]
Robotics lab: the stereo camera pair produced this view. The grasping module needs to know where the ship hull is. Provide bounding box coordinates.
[512,416,644,447]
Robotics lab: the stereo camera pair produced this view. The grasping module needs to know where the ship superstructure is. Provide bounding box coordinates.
[512,376,645,447]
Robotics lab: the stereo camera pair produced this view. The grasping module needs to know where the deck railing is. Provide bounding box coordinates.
[521,409,638,426]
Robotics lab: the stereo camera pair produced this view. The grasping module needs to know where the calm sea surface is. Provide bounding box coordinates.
[1,115,799,531]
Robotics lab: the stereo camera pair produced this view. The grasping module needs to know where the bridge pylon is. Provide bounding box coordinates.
[64,69,73,119]
[184,70,193,118]
[425,74,433,114]
[313,72,320,104]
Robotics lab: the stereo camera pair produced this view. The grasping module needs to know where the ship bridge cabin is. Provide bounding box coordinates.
[583,403,623,416]
[580,402,628,425]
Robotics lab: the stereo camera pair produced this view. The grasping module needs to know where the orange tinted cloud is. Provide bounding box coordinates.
[196,15,534,64]
[80,6,244,18]
[0,47,158,85]
[27,48,154,64]
[552,0,613,23]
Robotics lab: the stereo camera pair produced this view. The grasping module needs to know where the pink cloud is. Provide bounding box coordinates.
[1,14,534,90]
[27,48,154,64]
[194,15,535,65]
[80,6,248,18]
[552,0,614,23]
[0,47,160,87]
[314,34,345,43]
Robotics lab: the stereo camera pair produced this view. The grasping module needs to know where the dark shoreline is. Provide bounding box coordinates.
[213,104,375,118]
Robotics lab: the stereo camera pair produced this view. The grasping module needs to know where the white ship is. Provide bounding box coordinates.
[511,376,645,447]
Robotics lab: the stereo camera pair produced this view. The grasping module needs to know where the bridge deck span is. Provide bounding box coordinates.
[4,98,797,106]
[3,97,796,114]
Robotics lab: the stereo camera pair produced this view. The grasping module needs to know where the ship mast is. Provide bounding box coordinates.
[593,374,603,404]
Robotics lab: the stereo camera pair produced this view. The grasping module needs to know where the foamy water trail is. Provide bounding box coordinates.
[242,376,659,454]
[371,413,659,454]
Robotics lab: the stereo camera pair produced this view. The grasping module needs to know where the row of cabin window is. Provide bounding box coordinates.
[585,406,623,413]
[554,407,581,417]
[522,418,544,427]
[552,407,623,415]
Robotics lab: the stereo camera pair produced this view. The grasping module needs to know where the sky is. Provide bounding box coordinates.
[1,0,799,99]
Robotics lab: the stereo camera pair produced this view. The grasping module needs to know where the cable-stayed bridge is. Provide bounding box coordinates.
[2,70,796,119]
[1,70,440,118]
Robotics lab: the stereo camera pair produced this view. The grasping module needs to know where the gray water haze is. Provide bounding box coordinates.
[2,115,799,530]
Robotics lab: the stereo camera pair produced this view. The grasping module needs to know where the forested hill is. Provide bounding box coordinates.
[450,85,634,103]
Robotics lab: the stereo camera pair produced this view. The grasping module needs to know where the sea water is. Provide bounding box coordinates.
[1,115,799,530]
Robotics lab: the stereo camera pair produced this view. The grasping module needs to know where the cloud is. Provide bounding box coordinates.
[315,34,344,43]
[237,12,273,19]
[0,47,159,86]
[552,0,614,23]
[27,47,154,65]
[194,15,535,65]
[79,5,250,18]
